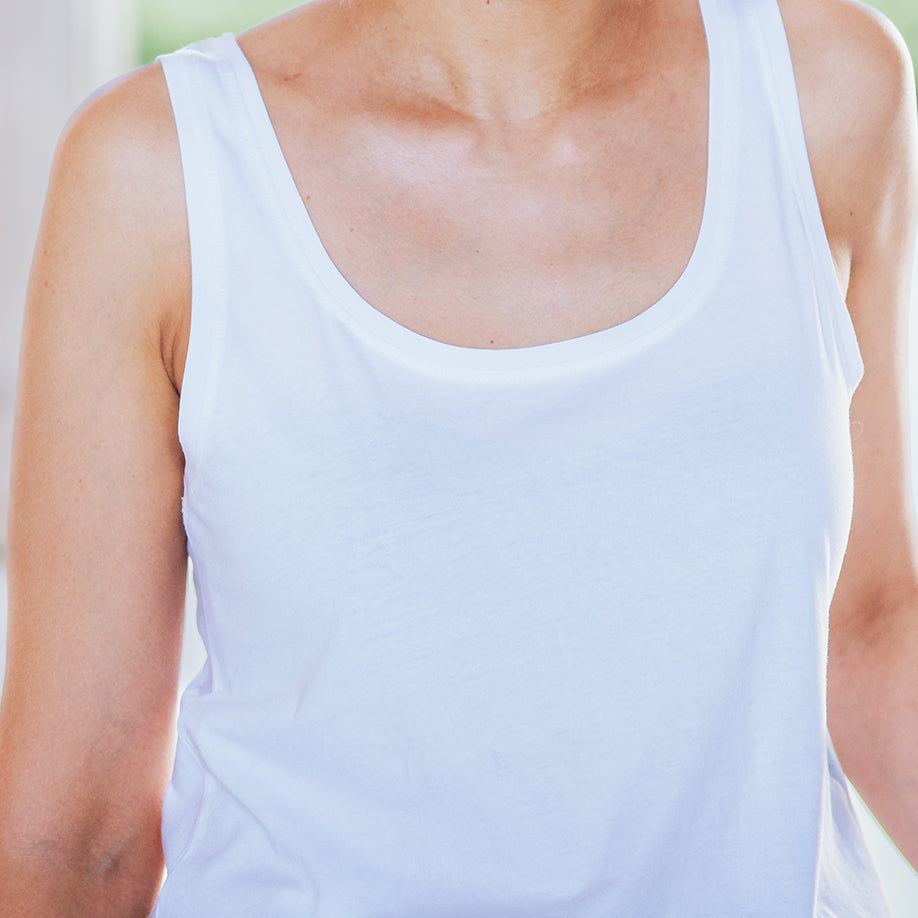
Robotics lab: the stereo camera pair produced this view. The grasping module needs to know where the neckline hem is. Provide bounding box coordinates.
[224,0,733,376]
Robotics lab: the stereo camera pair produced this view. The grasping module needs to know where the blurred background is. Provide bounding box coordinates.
[1,0,917,912]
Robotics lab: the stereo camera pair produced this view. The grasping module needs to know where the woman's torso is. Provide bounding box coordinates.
[150,0,887,912]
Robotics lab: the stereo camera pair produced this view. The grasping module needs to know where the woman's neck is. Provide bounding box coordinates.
[363,0,663,123]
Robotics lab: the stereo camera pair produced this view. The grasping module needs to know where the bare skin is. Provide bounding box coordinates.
[0,0,915,912]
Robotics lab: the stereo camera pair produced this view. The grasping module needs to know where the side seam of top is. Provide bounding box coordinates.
[748,0,865,397]
[158,41,229,499]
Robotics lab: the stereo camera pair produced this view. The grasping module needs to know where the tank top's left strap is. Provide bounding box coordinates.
[158,38,236,490]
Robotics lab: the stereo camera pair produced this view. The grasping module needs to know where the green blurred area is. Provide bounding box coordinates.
[140,0,298,62]
[140,0,918,74]
[872,0,918,80]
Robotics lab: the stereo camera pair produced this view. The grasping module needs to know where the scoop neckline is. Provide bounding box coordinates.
[224,0,734,376]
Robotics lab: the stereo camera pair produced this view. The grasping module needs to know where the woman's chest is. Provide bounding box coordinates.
[257,76,711,348]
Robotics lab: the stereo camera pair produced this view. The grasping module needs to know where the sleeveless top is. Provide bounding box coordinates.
[153,0,890,914]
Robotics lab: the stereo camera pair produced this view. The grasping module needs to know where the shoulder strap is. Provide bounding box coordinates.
[158,38,237,484]
[745,0,864,390]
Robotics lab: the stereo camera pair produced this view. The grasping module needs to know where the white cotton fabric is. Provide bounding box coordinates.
[153,0,889,913]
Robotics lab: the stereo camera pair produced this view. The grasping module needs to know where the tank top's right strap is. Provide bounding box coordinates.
[746,0,865,393]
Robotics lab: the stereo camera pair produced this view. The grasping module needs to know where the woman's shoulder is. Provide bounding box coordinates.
[49,61,190,388]
[57,61,185,227]
[779,0,914,133]
[778,0,915,174]
[779,0,916,275]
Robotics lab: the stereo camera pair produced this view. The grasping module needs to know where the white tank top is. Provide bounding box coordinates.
[154,0,889,913]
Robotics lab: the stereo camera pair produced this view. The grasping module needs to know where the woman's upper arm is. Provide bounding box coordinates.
[787,0,918,851]
[798,2,918,647]
[0,61,190,913]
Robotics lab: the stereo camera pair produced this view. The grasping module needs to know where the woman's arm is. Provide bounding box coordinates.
[787,0,918,868]
[0,62,190,915]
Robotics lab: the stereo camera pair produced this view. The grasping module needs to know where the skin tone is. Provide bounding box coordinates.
[0,0,915,911]
[231,0,709,349]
